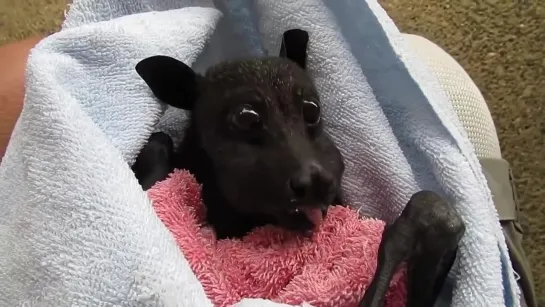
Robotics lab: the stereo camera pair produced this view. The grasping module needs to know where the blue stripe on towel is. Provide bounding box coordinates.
[213,0,265,56]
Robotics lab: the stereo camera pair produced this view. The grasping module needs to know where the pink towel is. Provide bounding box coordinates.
[148,169,407,307]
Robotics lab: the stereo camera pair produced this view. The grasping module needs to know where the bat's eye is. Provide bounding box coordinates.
[302,100,320,126]
[231,104,262,131]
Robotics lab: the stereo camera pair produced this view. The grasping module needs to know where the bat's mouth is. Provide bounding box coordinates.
[286,205,328,229]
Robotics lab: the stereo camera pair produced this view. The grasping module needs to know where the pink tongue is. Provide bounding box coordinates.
[299,207,324,228]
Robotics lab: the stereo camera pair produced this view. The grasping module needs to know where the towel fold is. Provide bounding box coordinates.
[0,0,519,306]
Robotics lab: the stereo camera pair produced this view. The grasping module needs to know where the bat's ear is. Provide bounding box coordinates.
[135,55,201,110]
[279,29,309,70]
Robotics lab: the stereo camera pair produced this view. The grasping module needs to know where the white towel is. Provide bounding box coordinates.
[0,1,519,306]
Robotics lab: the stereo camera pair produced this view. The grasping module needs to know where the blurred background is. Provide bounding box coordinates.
[1,0,543,304]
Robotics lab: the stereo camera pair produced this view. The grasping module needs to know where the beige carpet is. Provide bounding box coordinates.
[1,0,544,304]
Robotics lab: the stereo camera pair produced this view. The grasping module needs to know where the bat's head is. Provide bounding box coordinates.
[136,30,344,233]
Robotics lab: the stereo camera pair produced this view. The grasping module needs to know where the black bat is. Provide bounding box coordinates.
[131,29,465,307]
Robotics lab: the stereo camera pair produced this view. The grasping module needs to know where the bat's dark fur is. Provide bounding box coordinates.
[134,55,344,238]
[132,29,465,307]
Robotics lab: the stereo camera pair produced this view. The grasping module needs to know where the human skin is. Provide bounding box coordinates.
[0,36,43,159]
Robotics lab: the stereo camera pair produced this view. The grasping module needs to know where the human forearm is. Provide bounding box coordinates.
[0,36,43,159]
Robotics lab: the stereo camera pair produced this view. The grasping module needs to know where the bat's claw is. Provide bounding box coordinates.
[359,190,465,307]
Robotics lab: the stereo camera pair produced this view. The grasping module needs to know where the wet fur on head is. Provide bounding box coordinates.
[135,30,344,238]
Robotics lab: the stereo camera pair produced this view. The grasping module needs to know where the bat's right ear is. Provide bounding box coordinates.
[135,55,200,110]
[279,29,309,70]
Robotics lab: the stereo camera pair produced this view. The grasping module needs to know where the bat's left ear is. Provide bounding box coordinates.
[279,29,309,70]
[135,55,201,111]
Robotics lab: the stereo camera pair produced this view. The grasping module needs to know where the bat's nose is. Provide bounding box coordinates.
[287,160,335,202]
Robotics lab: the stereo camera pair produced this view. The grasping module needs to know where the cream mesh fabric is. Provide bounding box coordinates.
[403,34,502,159]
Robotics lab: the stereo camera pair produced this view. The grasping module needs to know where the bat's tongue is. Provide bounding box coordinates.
[298,207,324,228]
